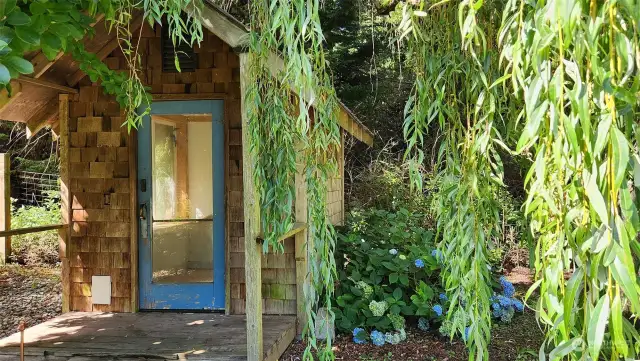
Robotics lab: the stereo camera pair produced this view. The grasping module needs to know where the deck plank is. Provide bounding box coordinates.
[0,312,296,360]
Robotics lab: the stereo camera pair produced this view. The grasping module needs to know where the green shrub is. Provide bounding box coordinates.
[333,208,442,333]
[14,155,59,173]
[347,159,433,219]
[10,192,61,265]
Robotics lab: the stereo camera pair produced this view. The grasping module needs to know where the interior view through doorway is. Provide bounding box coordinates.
[151,114,214,284]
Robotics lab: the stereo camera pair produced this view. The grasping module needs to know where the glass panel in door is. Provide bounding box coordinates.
[151,116,214,284]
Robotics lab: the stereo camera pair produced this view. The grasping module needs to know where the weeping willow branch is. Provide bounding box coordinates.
[245,1,341,360]
[500,0,640,359]
[399,1,508,359]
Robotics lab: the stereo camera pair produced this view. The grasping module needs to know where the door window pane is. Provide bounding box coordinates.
[152,221,213,283]
[153,121,177,220]
[151,115,213,284]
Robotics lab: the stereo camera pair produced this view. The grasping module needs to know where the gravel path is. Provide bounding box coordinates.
[0,265,61,339]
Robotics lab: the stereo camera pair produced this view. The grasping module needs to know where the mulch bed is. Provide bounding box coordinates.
[281,268,543,361]
[0,265,61,339]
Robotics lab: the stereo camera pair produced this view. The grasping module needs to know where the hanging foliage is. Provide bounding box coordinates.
[398,0,518,360]
[0,0,203,130]
[499,0,640,359]
[244,0,341,360]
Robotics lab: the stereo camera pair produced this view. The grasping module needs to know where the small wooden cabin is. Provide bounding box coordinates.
[0,2,372,360]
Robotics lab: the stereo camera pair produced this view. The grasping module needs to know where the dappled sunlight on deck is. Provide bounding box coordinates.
[0,312,296,360]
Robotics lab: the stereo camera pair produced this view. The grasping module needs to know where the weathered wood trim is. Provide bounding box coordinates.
[240,53,263,361]
[0,224,66,238]
[196,1,249,49]
[294,145,308,337]
[58,94,71,313]
[263,319,297,361]
[25,97,59,138]
[129,130,139,312]
[18,76,78,94]
[0,81,22,114]
[224,95,231,315]
[256,222,307,243]
[0,153,9,265]
[151,93,227,101]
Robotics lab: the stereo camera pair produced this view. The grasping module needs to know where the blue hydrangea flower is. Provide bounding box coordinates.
[491,302,500,311]
[439,293,448,302]
[432,304,443,317]
[512,299,524,312]
[389,249,398,255]
[353,327,367,344]
[415,259,425,268]
[496,295,512,307]
[492,307,503,318]
[464,326,471,341]
[370,330,385,346]
[500,276,515,298]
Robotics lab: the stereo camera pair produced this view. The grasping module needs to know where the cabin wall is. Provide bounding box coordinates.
[64,89,133,312]
[327,132,345,225]
[61,25,298,314]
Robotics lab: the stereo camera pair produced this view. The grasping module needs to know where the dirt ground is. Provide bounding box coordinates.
[281,267,543,361]
[0,265,61,339]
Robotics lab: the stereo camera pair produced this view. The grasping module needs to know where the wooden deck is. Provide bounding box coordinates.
[0,312,297,360]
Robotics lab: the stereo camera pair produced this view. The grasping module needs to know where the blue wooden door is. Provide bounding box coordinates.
[137,100,225,310]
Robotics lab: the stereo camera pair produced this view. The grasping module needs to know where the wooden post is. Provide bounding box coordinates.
[58,94,71,313]
[129,130,139,312]
[0,153,10,265]
[294,145,308,338]
[239,53,263,361]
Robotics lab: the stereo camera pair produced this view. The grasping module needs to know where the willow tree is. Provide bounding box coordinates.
[398,0,513,359]
[499,0,640,359]
[401,0,640,360]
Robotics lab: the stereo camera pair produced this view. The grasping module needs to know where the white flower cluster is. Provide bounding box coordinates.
[368,300,388,317]
[356,281,373,299]
[384,329,407,345]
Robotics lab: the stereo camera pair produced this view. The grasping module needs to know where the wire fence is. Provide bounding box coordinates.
[14,171,59,206]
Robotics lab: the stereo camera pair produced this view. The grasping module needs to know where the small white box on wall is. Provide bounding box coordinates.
[91,276,111,305]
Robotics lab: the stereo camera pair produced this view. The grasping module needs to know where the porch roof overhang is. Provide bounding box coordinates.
[0,2,374,146]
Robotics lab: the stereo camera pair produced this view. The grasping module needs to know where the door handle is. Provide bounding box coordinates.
[139,202,148,221]
[139,202,149,240]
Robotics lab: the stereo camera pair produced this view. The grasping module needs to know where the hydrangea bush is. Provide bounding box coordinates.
[336,209,525,347]
[490,277,524,323]
[334,209,442,335]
